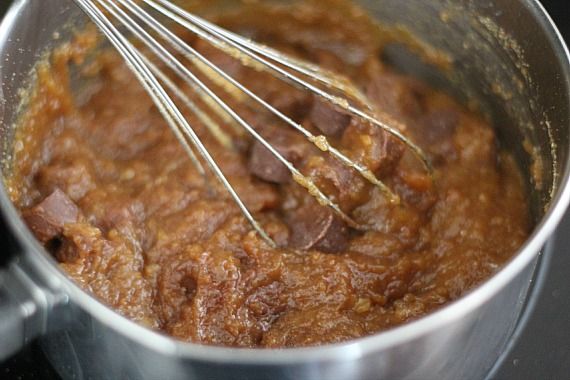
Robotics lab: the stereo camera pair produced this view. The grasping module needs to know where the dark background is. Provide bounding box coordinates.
[1,0,569,379]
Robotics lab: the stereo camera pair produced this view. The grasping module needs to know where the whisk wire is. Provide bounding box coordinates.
[152,0,365,99]
[75,0,206,177]
[141,55,233,148]
[74,0,276,246]
[116,0,400,203]
[98,0,372,229]
[146,0,432,175]
[73,0,434,245]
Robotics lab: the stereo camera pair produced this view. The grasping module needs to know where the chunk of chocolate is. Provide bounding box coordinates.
[248,129,308,184]
[248,142,290,184]
[303,155,365,212]
[341,118,405,177]
[36,159,95,201]
[310,100,351,137]
[23,189,80,243]
[287,201,349,253]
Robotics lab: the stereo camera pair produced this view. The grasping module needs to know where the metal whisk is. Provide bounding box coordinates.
[72,0,432,247]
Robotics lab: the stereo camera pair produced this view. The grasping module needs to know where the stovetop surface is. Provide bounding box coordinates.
[1,0,570,379]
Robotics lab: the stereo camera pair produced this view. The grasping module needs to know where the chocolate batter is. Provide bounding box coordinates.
[6,1,530,347]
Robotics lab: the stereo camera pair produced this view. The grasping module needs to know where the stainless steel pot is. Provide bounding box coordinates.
[0,0,569,379]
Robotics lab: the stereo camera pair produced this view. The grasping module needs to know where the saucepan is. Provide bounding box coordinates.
[0,0,569,379]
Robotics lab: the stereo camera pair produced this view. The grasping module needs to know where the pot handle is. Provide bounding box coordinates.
[0,261,49,360]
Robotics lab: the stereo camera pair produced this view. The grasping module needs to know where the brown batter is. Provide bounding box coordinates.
[6,1,530,348]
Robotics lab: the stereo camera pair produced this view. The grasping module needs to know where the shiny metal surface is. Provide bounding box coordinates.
[0,0,569,379]
[0,265,43,360]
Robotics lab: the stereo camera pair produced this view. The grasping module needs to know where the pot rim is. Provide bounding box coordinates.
[1,0,570,365]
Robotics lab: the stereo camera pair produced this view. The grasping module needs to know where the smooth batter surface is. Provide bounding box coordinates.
[7,2,530,347]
